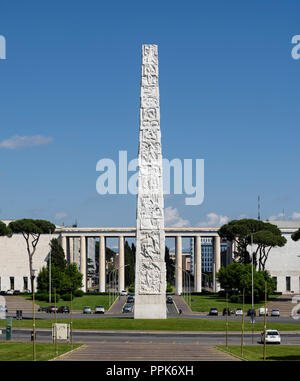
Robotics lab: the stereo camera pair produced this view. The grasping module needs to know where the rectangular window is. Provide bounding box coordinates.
[286,276,291,292]
[10,277,14,290]
[23,277,28,291]
[272,277,277,291]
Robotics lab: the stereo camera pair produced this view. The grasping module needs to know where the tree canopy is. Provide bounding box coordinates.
[48,238,67,271]
[8,219,56,289]
[0,221,12,237]
[216,262,276,301]
[292,229,300,242]
[218,219,286,270]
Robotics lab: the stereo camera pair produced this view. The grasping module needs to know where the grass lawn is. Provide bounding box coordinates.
[23,294,113,311]
[190,293,279,312]
[218,345,300,361]
[0,318,299,331]
[0,342,81,361]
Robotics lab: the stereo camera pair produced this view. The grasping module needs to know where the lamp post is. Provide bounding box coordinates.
[49,230,52,303]
[108,264,129,308]
[250,233,255,344]
[31,269,37,361]
[172,264,191,308]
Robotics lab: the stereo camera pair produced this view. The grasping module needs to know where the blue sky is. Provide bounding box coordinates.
[0,0,300,228]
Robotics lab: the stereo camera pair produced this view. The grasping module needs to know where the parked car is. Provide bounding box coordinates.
[0,305,7,312]
[166,296,173,304]
[127,296,134,304]
[209,308,218,316]
[123,303,133,313]
[261,329,281,344]
[6,290,14,295]
[38,306,48,312]
[222,308,231,316]
[13,290,20,296]
[0,291,7,296]
[94,305,105,314]
[83,306,92,314]
[235,308,243,316]
[57,306,70,313]
[271,309,280,317]
[120,290,128,296]
[48,306,58,313]
[259,307,268,317]
[247,309,256,317]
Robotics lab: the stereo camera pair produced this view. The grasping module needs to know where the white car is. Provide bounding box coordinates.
[235,308,243,316]
[120,290,128,296]
[259,307,268,316]
[6,290,14,295]
[261,329,281,344]
[0,306,7,312]
[94,305,105,314]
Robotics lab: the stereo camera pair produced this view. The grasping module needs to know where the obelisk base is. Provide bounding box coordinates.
[134,295,167,319]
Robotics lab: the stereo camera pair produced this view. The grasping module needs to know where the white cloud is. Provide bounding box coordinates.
[55,212,67,220]
[268,212,284,221]
[0,135,53,149]
[164,206,190,227]
[197,213,228,227]
[291,212,300,220]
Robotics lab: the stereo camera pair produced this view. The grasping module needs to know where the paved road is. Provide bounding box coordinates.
[3,328,300,345]
[54,342,238,361]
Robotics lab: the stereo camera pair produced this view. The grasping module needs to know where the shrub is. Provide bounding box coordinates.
[230,294,240,303]
[61,293,74,301]
[128,284,135,293]
[74,290,84,297]
[34,293,60,302]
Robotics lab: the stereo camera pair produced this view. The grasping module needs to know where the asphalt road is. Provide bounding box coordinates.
[2,328,300,345]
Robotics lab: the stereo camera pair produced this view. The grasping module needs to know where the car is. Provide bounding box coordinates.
[13,290,20,296]
[38,306,48,312]
[123,303,133,313]
[127,296,134,304]
[120,290,128,296]
[83,306,92,314]
[166,296,173,304]
[261,329,281,344]
[271,309,280,317]
[222,308,231,316]
[0,291,7,296]
[259,307,268,317]
[247,309,257,317]
[57,306,70,313]
[235,308,243,316]
[6,290,14,295]
[94,305,105,314]
[209,308,218,316]
[48,306,58,313]
[0,305,7,312]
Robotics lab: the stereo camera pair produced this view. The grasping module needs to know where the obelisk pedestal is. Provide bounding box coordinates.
[134,44,166,319]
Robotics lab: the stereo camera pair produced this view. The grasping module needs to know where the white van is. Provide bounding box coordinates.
[259,307,268,316]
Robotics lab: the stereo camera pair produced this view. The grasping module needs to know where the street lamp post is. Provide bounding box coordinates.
[250,233,255,344]
[31,269,37,361]
[108,264,129,308]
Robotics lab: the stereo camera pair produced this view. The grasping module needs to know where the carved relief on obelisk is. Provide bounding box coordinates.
[134,45,167,319]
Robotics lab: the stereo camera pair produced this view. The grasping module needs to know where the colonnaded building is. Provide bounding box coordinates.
[0,219,299,295]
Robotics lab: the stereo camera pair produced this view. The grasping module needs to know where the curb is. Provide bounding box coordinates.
[216,346,247,361]
[49,344,85,361]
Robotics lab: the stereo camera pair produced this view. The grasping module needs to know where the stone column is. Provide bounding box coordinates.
[213,236,221,292]
[69,237,74,264]
[118,236,125,293]
[99,236,106,292]
[175,236,182,295]
[80,236,86,292]
[61,236,67,259]
[194,236,202,292]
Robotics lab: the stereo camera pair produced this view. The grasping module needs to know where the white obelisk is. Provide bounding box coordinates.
[134,45,167,319]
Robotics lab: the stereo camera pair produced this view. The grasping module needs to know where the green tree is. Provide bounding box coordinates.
[216,262,275,301]
[0,221,12,237]
[165,246,175,283]
[8,219,56,291]
[292,229,300,242]
[218,218,286,269]
[49,238,67,271]
[125,241,135,286]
